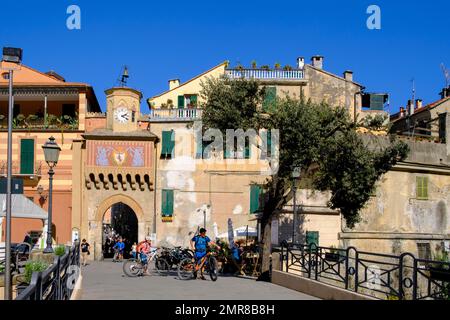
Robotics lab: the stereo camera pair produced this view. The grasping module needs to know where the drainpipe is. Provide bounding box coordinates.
[44,95,48,128]
[152,139,158,235]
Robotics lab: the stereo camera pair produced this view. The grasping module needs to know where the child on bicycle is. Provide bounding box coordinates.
[190,228,220,280]
[113,237,125,261]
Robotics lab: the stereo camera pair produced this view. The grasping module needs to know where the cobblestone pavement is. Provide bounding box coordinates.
[80,260,317,300]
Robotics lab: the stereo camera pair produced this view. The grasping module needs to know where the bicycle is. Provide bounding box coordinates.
[123,247,170,277]
[159,246,194,269]
[178,249,218,281]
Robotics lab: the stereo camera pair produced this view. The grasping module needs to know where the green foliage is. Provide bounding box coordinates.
[54,245,67,257]
[23,261,49,284]
[251,60,257,69]
[200,78,409,229]
[359,114,390,130]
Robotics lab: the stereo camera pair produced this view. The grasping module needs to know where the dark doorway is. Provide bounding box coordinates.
[102,202,138,259]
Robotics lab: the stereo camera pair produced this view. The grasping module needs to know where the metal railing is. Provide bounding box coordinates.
[148,108,202,121]
[277,242,450,300]
[225,68,305,80]
[15,241,80,300]
[0,160,42,177]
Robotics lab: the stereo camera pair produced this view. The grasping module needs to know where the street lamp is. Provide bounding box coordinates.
[291,166,301,243]
[42,136,61,253]
[2,46,23,300]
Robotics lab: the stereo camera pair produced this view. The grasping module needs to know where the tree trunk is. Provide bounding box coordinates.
[257,218,272,281]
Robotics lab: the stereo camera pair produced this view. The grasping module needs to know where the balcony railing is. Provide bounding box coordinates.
[148,108,202,122]
[225,68,305,80]
[0,115,79,131]
[0,160,43,177]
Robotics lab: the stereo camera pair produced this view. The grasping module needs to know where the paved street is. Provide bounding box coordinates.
[81,260,317,300]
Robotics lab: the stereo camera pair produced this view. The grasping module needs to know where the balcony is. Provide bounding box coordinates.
[0,114,79,131]
[0,160,43,179]
[148,108,203,122]
[225,68,305,81]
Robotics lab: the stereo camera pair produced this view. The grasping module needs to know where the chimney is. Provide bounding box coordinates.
[169,79,180,90]
[415,99,423,109]
[400,106,405,118]
[441,87,450,99]
[343,70,353,82]
[296,57,305,69]
[311,56,324,69]
[408,99,415,115]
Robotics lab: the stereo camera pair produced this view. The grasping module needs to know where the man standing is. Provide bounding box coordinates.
[190,228,220,280]
[113,237,125,261]
[80,239,90,267]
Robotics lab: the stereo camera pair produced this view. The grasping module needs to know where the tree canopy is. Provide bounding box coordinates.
[200,76,409,229]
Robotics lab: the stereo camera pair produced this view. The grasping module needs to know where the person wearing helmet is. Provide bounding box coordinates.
[137,236,152,275]
[190,228,220,280]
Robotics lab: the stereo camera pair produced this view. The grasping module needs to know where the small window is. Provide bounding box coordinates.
[132,111,136,122]
[416,176,428,200]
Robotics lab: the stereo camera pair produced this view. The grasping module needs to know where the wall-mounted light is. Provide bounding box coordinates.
[37,185,47,202]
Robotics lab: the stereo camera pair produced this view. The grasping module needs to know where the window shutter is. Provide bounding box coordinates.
[416,176,428,200]
[250,185,262,214]
[177,95,185,108]
[245,139,251,159]
[263,87,276,111]
[306,231,319,247]
[161,130,175,158]
[190,95,198,107]
[20,139,34,174]
[162,189,174,216]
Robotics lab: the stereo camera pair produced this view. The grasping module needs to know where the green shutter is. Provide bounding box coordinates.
[416,177,428,200]
[263,87,276,112]
[161,130,175,158]
[250,185,262,214]
[177,95,185,108]
[306,231,319,247]
[20,139,34,174]
[190,95,198,107]
[245,139,251,159]
[162,189,174,216]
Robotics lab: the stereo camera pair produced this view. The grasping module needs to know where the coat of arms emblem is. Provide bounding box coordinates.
[113,150,126,165]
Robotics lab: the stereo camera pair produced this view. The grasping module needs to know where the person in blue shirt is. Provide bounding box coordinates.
[190,228,220,280]
[113,237,125,261]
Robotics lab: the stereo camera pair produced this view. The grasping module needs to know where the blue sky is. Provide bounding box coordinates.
[1,0,449,113]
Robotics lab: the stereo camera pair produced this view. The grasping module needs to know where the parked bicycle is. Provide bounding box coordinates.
[159,246,194,269]
[178,249,219,281]
[122,247,170,277]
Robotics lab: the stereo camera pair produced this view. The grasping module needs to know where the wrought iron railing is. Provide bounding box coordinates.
[225,68,305,80]
[15,241,80,300]
[148,108,202,121]
[0,160,43,177]
[277,242,450,300]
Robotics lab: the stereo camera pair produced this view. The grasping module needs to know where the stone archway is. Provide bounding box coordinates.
[92,194,145,260]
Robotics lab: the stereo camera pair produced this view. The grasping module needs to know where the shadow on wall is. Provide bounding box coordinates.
[278,212,306,244]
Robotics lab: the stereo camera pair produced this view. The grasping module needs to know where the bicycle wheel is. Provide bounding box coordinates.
[208,256,219,281]
[123,259,143,277]
[178,258,195,280]
[155,257,170,276]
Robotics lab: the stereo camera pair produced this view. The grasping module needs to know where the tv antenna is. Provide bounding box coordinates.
[441,63,450,87]
[117,65,129,87]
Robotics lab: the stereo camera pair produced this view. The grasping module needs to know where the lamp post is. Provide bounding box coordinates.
[291,166,301,243]
[42,136,61,254]
[2,46,23,300]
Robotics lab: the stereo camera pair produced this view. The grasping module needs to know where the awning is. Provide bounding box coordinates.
[0,194,48,220]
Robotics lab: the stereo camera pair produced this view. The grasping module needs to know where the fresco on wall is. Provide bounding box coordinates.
[88,141,151,168]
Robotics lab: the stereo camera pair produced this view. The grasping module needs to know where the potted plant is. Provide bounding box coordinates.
[325,245,341,262]
[274,62,281,70]
[261,65,270,70]
[251,60,257,69]
[283,65,293,71]
[429,251,450,282]
[15,260,49,295]
[54,245,66,257]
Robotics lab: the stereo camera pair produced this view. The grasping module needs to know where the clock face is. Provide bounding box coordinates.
[114,107,129,124]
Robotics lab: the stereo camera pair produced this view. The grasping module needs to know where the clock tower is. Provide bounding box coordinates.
[105,87,142,132]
